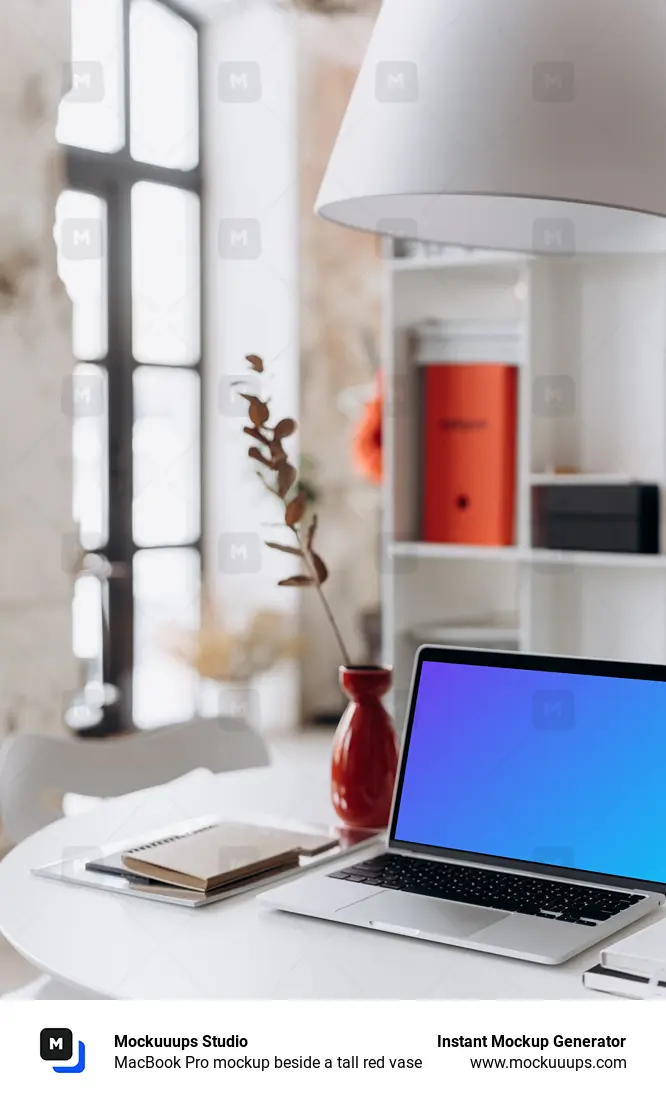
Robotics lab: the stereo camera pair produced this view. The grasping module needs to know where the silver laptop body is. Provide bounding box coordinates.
[259,647,665,965]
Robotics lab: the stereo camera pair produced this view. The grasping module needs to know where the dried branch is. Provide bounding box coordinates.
[285,491,308,527]
[243,425,270,444]
[240,353,352,666]
[277,461,297,498]
[306,514,318,550]
[239,393,270,428]
[311,552,329,584]
[167,602,299,683]
[274,418,297,440]
[265,541,303,557]
[293,524,350,665]
[248,446,273,468]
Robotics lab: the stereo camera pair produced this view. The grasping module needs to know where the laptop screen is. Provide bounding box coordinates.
[392,657,666,884]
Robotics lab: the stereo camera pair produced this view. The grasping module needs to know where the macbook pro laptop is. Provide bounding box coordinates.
[259,647,666,964]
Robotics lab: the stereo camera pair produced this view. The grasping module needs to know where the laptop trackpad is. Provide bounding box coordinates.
[343,891,507,939]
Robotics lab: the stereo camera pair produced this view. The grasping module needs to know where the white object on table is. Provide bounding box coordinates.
[600,917,666,978]
[1,736,664,1000]
[583,963,666,1000]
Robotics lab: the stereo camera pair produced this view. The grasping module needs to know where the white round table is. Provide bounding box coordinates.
[0,750,627,999]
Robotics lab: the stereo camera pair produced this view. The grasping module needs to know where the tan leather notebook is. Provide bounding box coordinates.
[121,822,337,893]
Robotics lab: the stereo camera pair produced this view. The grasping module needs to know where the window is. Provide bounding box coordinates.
[56,0,203,733]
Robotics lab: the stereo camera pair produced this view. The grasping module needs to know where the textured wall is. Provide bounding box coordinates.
[298,14,382,718]
[0,1,75,736]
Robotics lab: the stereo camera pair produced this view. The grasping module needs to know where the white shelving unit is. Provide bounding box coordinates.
[381,249,666,729]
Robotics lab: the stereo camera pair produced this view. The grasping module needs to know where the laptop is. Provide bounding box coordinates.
[259,647,666,964]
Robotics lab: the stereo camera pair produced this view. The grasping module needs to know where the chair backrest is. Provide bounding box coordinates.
[0,717,269,845]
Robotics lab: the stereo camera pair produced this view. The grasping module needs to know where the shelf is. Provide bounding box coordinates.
[409,623,520,646]
[390,542,666,569]
[384,251,666,680]
[530,473,635,486]
[529,549,666,570]
[388,252,526,274]
[390,542,522,562]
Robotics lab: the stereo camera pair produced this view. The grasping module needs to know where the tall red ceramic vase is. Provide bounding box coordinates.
[331,666,399,829]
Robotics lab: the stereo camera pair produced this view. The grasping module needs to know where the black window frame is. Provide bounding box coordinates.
[63,0,205,734]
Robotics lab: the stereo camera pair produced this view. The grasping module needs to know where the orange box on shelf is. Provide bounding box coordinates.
[422,363,518,546]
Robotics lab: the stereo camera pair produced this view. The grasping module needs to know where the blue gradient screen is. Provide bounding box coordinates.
[393,660,666,883]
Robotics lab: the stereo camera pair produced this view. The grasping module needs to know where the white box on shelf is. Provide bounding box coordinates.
[412,318,526,365]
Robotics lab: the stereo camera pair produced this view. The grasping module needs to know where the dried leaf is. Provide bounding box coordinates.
[274,418,297,440]
[278,575,314,587]
[248,446,272,467]
[269,438,287,461]
[306,513,318,550]
[311,552,329,584]
[277,462,297,499]
[243,425,269,444]
[251,404,270,428]
[265,541,303,557]
[246,354,264,373]
[285,491,307,527]
[239,393,270,427]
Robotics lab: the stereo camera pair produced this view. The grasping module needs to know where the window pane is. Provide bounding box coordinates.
[70,573,106,730]
[73,573,104,676]
[131,183,200,365]
[72,365,109,549]
[57,0,124,153]
[133,367,200,547]
[130,0,199,170]
[55,191,108,362]
[133,547,200,728]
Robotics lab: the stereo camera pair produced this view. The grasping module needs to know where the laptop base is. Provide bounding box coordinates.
[259,853,661,965]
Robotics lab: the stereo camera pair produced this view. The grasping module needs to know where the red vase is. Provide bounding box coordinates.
[331,666,399,829]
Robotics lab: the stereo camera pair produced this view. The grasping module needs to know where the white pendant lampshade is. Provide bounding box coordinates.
[316,0,666,253]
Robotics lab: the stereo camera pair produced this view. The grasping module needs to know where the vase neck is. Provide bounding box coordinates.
[340,665,393,701]
[346,690,387,703]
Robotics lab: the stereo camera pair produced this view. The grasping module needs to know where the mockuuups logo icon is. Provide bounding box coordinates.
[375,61,419,103]
[62,61,104,103]
[218,219,262,260]
[532,690,575,731]
[218,62,262,102]
[533,62,576,103]
[218,533,262,574]
[40,1028,86,1074]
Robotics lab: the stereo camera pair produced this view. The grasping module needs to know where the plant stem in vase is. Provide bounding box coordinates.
[238,354,398,827]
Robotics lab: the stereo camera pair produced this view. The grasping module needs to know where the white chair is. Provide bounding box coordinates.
[0,715,269,847]
[0,716,269,998]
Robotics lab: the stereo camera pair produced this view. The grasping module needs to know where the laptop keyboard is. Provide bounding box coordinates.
[328,854,646,925]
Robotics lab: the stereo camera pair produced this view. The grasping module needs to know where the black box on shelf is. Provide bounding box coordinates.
[532,484,660,555]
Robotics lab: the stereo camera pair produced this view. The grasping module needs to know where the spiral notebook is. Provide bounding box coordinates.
[88,821,338,893]
[33,816,382,908]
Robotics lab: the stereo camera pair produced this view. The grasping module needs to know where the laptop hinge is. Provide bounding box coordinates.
[383,844,662,896]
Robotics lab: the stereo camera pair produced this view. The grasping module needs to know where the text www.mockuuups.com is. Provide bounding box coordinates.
[469,1055,627,1071]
